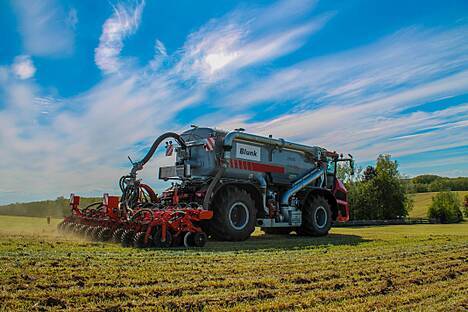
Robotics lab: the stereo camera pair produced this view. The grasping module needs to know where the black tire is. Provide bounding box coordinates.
[183,232,194,247]
[192,232,207,247]
[111,228,125,243]
[298,196,332,236]
[206,186,256,241]
[121,230,135,247]
[133,232,151,248]
[153,228,172,248]
[97,227,112,242]
[262,227,292,235]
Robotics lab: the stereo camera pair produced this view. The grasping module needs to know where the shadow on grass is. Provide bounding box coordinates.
[193,233,370,252]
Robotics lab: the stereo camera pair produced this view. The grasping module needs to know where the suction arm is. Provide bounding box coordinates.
[130,132,186,175]
[121,132,186,209]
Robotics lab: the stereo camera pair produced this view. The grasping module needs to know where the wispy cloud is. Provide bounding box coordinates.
[174,3,330,82]
[219,26,468,111]
[94,1,145,74]
[11,0,75,56]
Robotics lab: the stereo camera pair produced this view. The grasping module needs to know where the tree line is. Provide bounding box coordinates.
[406,175,468,193]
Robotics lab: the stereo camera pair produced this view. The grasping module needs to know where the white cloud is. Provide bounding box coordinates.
[12,0,75,56]
[94,1,145,74]
[11,55,36,80]
[219,26,468,110]
[173,4,330,82]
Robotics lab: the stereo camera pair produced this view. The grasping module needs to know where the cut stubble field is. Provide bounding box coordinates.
[0,215,467,311]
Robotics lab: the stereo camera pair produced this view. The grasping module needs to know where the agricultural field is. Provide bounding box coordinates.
[408,191,468,218]
[0,216,467,311]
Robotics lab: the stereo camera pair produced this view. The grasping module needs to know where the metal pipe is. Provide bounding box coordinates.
[223,131,324,157]
[280,167,324,206]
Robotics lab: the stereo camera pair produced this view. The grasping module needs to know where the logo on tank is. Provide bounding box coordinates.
[236,143,261,161]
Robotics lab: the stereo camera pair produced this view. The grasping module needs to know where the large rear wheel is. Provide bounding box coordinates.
[298,196,332,236]
[206,186,256,241]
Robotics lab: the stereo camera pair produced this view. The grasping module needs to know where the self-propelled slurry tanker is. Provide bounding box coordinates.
[58,126,353,247]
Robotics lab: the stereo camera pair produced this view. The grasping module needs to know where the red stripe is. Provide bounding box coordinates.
[251,162,285,174]
[228,159,284,174]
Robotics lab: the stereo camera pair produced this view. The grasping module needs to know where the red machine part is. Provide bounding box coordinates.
[62,183,212,248]
[334,179,350,222]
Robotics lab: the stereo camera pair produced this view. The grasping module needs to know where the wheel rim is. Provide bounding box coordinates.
[228,202,249,230]
[315,206,328,229]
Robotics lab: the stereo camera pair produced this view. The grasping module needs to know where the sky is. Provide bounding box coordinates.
[0,0,467,204]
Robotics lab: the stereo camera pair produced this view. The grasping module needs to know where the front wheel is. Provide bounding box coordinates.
[206,186,256,241]
[298,196,332,236]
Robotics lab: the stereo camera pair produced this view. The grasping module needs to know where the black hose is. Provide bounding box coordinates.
[203,166,226,210]
[138,132,186,167]
[120,132,186,209]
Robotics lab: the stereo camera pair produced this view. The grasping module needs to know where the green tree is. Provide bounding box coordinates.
[348,154,412,220]
[427,191,463,223]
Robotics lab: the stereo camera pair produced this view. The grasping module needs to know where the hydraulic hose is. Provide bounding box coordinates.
[120,132,186,209]
[137,132,186,169]
[129,209,154,222]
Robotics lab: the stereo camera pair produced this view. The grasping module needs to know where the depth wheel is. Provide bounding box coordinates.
[111,228,125,243]
[133,232,151,248]
[97,227,112,242]
[65,222,76,234]
[153,228,172,248]
[73,224,83,236]
[183,232,194,247]
[84,226,95,240]
[121,230,135,247]
[90,226,102,241]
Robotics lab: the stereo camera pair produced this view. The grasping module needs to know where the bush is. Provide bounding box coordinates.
[427,191,463,223]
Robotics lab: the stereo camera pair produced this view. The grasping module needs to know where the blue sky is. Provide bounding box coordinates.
[0,0,467,204]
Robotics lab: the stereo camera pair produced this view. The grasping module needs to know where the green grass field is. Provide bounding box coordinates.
[409,191,468,218]
[0,216,467,311]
